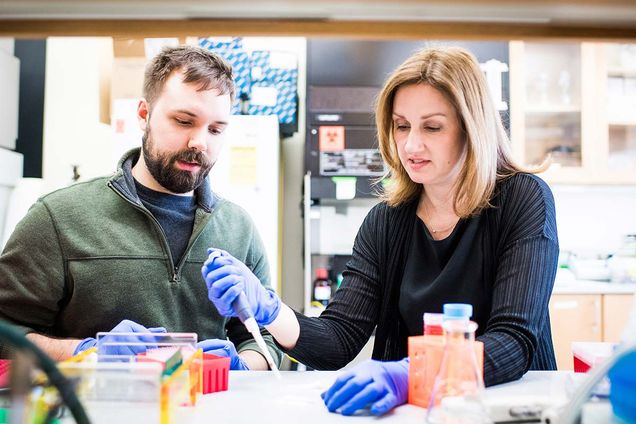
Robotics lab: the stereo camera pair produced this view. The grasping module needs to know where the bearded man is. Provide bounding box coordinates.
[0,46,282,371]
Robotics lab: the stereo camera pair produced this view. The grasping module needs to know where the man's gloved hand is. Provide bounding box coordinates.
[321,358,409,416]
[201,248,281,326]
[74,319,167,356]
[197,339,249,371]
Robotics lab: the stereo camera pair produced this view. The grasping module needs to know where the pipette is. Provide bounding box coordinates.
[232,291,282,379]
[205,248,282,378]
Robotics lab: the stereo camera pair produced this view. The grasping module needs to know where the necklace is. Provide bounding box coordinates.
[420,198,459,235]
[429,222,457,234]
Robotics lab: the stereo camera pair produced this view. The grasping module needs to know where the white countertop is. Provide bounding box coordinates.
[553,280,636,294]
[68,370,606,424]
[552,267,636,294]
[187,370,572,424]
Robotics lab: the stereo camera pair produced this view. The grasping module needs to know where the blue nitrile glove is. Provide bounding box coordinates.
[73,319,167,356]
[197,339,249,371]
[201,248,281,326]
[321,358,409,416]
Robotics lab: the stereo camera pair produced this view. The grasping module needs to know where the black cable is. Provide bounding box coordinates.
[0,320,90,424]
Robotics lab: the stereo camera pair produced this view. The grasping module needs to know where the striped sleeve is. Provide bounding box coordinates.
[479,174,559,386]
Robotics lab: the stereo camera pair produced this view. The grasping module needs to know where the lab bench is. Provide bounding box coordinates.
[56,369,614,423]
[169,371,571,423]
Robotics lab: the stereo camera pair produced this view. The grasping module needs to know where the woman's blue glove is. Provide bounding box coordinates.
[74,319,167,356]
[201,248,281,326]
[321,358,409,416]
[197,339,249,370]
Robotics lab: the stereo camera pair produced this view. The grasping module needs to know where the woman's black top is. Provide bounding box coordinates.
[286,173,559,386]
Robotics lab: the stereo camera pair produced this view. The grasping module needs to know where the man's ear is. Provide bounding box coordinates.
[137,99,150,130]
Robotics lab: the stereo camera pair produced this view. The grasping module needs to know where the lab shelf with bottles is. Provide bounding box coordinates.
[509,41,587,179]
[509,41,636,185]
[302,174,379,316]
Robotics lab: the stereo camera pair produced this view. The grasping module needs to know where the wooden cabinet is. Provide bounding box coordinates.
[549,292,634,370]
[509,41,636,184]
[597,43,636,181]
[549,294,602,370]
[602,294,635,342]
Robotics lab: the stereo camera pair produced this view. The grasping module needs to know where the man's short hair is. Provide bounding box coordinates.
[143,45,236,108]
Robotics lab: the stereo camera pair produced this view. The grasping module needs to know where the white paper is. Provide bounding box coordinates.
[268,51,297,70]
[250,86,278,107]
[334,178,356,200]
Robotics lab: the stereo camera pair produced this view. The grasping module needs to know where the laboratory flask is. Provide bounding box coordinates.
[426,319,491,424]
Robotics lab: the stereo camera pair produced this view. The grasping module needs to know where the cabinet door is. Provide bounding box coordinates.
[602,294,635,342]
[510,41,636,184]
[509,41,600,184]
[549,294,602,370]
[595,43,636,183]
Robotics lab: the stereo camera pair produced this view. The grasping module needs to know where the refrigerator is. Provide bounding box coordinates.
[208,114,281,290]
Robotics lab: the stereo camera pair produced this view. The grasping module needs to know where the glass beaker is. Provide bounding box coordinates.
[426,319,491,424]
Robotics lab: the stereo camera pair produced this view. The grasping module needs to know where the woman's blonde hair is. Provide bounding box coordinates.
[376,46,539,217]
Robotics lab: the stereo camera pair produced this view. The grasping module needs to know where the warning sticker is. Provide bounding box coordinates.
[319,126,345,152]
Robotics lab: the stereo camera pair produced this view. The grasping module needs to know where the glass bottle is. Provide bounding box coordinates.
[426,319,491,424]
[312,268,332,307]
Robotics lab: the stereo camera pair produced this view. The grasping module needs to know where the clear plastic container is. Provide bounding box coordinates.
[426,319,491,424]
[60,332,223,424]
[95,332,197,362]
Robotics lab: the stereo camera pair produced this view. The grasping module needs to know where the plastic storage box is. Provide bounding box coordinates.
[60,332,230,423]
[571,341,616,373]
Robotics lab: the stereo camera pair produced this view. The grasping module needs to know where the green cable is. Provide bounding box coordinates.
[0,320,90,424]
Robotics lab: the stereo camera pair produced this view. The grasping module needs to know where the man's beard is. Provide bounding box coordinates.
[141,126,213,194]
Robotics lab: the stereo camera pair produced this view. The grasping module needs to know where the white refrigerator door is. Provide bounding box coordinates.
[208,115,280,290]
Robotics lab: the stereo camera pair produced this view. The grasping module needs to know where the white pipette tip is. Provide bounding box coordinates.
[243,317,282,380]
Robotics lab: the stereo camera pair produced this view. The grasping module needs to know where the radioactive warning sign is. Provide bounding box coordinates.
[319,126,345,152]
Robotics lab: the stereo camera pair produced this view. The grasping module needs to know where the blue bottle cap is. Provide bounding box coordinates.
[443,303,473,320]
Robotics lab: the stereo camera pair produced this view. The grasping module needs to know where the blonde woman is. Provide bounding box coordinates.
[202,46,558,415]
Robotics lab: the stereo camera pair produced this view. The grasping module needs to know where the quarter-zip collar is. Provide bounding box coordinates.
[109,147,217,212]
